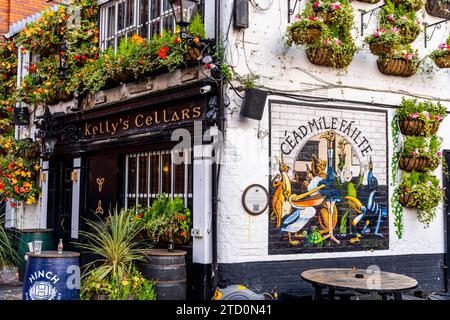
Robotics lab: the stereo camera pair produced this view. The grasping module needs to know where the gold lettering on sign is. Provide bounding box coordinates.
[123,120,129,130]
[135,114,145,128]
[95,200,104,215]
[96,177,105,192]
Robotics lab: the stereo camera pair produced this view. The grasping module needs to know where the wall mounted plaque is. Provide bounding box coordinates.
[242,184,269,215]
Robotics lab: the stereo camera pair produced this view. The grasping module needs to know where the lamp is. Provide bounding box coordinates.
[34,106,57,159]
[169,0,198,38]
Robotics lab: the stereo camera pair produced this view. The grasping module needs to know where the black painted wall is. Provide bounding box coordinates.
[218,253,445,296]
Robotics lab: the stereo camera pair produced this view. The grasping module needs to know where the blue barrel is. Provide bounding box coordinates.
[22,251,80,300]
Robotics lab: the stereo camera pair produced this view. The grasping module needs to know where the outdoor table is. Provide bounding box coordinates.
[301,268,418,300]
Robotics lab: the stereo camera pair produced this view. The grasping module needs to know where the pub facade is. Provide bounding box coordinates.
[3,0,450,299]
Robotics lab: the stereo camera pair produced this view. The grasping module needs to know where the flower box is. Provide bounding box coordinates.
[425,0,450,19]
[377,57,417,77]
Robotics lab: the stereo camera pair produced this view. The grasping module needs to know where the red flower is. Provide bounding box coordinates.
[174,37,182,44]
[60,50,66,56]
[2,74,7,79]
[93,54,99,60]
[81,54,87,60]
[28,64,37,73]
[313,1,320,7]
[74,55,80,61]
[10,202,17,208]
[159,47,169,59]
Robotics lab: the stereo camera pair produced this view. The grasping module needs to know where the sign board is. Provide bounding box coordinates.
[242,184,269,215]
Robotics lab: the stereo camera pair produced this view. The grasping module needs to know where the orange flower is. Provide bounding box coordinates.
[131,34,145,45]
[159,47,169,59]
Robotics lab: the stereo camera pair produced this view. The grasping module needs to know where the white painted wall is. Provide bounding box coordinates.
[218,0,450,264]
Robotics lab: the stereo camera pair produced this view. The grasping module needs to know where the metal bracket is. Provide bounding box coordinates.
[359,4,386,37]
[424,18,450,48]
[288,0,301,23]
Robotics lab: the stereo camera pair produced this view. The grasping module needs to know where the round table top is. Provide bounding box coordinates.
[145,248,187,256]
[301,268,418,293]
[27,251,80,258]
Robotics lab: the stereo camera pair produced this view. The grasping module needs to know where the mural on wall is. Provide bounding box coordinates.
[269,105,389,254]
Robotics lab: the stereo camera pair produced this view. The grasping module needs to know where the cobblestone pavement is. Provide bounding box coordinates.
[0,267,22,300]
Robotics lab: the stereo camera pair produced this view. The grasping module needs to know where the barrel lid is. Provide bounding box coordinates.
[145,248,187,256]
[26,251,80,258]
[20,228,53,233]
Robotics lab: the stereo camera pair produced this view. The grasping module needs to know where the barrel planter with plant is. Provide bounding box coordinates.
[425,0,450,19]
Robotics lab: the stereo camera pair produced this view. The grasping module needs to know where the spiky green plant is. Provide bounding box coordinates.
[0,213,18,267]
[76,208,149,282]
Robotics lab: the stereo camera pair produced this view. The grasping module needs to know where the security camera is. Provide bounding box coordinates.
[200,85,212,94]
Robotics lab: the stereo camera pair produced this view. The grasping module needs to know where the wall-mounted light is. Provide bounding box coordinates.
[39,172,47,183]
[71,171,78,182]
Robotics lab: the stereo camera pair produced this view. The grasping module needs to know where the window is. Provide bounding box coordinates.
[99,0,177,51]
[124,148,193,209]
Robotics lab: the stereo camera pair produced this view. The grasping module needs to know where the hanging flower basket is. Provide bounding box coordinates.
[113,68,138,84]
[306,46,353,68]
[432,52,450,68]
[398,25,421,44]
[369,42,394,55]
[399,156,436,172]
[377,57,417,77]
[399,192,418,208]
[312,10,333,24]
[391,0,424,11]
[398,118,440,136]
[425,0,450,19]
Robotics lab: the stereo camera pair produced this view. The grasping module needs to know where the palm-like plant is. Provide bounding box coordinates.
[0,212,18,267]
[76,208,148,282]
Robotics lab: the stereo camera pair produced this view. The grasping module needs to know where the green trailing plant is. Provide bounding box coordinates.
[133,194,192,246]
[235,73,260,89]
[285,17,327,47]
[397,98,446,136]
[76,208,149,282]
[400,135,443,171]
[364,27,403,55]
[380,1,423,44]
[397,171,444,227]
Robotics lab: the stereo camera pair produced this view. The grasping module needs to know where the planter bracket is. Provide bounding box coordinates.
[359,4,386,36]
[288,0,301,23]
[424,18,450,48]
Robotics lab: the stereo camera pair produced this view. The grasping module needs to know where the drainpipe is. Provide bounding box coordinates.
[211,0,222,298]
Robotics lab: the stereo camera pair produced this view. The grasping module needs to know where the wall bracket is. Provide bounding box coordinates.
[359,4,386,37]
[424,18,450,48]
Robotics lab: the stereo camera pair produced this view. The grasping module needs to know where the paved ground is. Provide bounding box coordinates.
[0,267,22,300]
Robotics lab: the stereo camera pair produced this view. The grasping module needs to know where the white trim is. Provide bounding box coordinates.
[71,158,81,239]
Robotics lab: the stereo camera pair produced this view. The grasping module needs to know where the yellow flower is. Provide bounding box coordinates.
[11,178,17,185]
[45,81,52,86]
[122,280,129,286]
[18,162,23,168]
[26,197,36,205]
[34,163,40,171]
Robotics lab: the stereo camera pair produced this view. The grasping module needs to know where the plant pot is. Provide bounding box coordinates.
[432,52,450,68]
[306,47,352,68]
[369,42,394,55]
[398,117,440,136]
[426,0,450,19]
[391,0,424,10]
[377,57,417,77]
[139,249,187,300]
[399,156,432,172]
[399,192,418,208]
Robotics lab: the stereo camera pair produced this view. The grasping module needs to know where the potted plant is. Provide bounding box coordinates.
[285,16,327,46]
[379,3,422,44]
[377,46,420,77]
[0,213,18,270]
[430,37,450,69]
[399,135,443,172]
[391,0,425,11]
[426,0,450,19]
[308,0,345,24]
[365,28,402,56]
[306,35,356,68]
[396,98,447,136]
[397,171,444,226]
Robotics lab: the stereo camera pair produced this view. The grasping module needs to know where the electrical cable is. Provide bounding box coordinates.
[249,0,273,11]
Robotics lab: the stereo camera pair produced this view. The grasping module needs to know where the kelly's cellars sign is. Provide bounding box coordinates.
[82,103,205,140]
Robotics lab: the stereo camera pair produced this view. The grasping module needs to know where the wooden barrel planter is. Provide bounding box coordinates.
[399,192,418,208]
[377,58,417,77]
[398,118,440,135]
[426,0,450,19]
[17,228,54,281]
[139,249,187,300]
[399,156,432,172]
[22,251,80,300]
[433,53,450,68]
[369,42,394,56]
[185,46,202,65]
